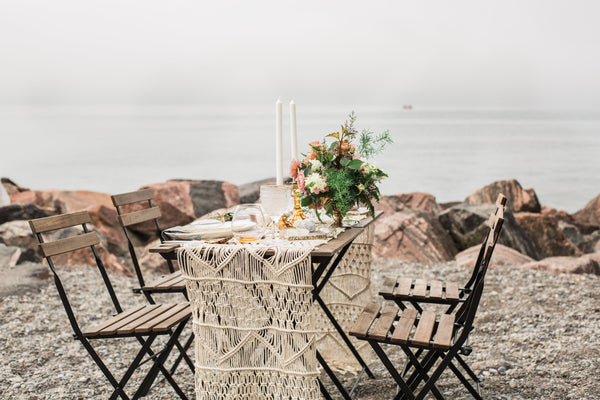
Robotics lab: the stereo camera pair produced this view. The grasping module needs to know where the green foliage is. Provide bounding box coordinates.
[358,129,393,160]
[291,112,391,221]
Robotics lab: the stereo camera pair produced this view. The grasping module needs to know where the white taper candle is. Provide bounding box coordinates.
[290,100,298,160]
[275,99,283,185]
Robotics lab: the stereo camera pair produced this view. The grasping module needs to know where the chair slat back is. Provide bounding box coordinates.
[39,232,100,257]
[111,189,175,296]
[29,211,123,338]
[29,210,92,233]
[118,207,162,227]
[111,188,155,206]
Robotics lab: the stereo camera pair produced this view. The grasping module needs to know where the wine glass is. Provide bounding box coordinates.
[260,184,293,238]
[231,204,267,243]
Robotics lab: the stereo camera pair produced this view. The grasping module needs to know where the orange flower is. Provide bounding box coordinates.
[305,152,317,161]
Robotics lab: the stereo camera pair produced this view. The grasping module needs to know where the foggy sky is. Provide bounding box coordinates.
[1,0,599,108]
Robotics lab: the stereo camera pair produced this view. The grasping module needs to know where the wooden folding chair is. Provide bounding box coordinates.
[350,201,505,400]
[379,194,507,314]
[111,189,186,304]
[29,211,194,400]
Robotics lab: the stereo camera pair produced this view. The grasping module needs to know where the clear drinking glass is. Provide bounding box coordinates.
[260,184,293,237]
[231,204,267,242]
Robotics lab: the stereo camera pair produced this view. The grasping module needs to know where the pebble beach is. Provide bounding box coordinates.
[1,258,599,399]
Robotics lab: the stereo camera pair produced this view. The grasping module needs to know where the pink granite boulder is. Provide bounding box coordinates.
[455,244,535,268]
[573,193,600,228]
[465,179,541,213]
[373,208,457,263]
[518,254,600,275]
[515,212,582,258]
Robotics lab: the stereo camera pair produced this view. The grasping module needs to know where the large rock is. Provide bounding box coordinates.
[1,177,29,196]
[133,181,196,236]
[0,203,50,225]
[438,204,538,259]
[0,220,39,250]
[238,177,277,204]
[573,194,600,228]
[373,207,457,263]
[134,180,240,236]
[0,183,9,206]
[379,192,441,215]
[515,213,582,258]
[137,239,174,274]
[519,254,600,275]
[188,180,240,217]
[455,244,535,268]
[465,179,541,213]
[557,220,600,254]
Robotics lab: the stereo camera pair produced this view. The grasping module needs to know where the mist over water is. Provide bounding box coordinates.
[2,105,598,213]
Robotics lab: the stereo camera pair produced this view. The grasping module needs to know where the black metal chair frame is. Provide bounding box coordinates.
[381,195,507,316]
[353,200,505,400]
[111,188,180,304]
[29,211,195,400]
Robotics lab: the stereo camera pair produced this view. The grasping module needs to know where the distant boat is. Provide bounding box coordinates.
[403,105,413,110]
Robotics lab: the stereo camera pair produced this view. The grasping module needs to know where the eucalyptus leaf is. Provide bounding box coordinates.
[347,159,364,170]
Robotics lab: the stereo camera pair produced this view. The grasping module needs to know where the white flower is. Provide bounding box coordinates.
[309,159,323,171]
[361,161,377,174]
[306,173,328,194]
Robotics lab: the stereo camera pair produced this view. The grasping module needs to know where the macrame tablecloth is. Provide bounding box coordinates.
[314,223,375,371]
[178,243,320,400]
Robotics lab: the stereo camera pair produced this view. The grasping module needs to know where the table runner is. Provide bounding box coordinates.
[178,243,320,400]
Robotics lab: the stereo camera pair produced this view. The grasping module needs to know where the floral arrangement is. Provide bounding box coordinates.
[290,112,392,224]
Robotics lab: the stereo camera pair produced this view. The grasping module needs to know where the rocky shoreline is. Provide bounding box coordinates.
[1,177,599,279]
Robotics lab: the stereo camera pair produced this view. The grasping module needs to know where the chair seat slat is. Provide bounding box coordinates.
[145,271,182,288]
[118,304,177,335]
[379,277,397,297]
[135,303,190,333]
[349,303,381,339]
[433,314,455,349]
[396,277,413,296]
[428,280,443,299]
[82,305,147,337]
[39,232,100,257]
[412,279,428,299]
[444,282,460,301]
[152,306,192,333]
[97,305,162,336]
[369,306,398,341]
[412,310,436,346]
[390,308,418,344]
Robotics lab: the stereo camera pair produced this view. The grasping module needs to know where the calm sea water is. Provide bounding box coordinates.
[1,105,599,213]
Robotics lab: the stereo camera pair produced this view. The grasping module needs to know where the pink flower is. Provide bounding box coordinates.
[289,159,301,179]
[310,140,321,146]
[305,152,317,161]
[297,170,306,192]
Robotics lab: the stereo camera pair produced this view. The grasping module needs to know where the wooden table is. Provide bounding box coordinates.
[149,212,381,400]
